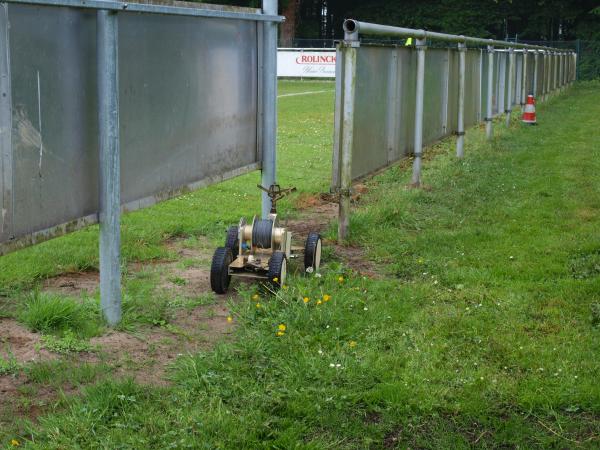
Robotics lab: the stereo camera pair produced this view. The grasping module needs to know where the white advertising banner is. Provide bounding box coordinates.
[278,49,336,78]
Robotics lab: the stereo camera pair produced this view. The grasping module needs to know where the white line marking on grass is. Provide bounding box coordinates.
[277,89,334,98]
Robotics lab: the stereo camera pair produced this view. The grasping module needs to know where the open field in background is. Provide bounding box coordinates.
[1,80,600,448]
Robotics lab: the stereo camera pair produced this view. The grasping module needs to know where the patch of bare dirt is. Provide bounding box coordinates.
[286,201,338,239]
[43,271,99,297]
[156,263,212,298]
[0,319,55,364]
[1,371,80,434]
[42,235,214,300]
[88,302,235,386]
[288,193,379,277]
[0,320,62,431]
[334,244,379,278]
[576,207,598,222]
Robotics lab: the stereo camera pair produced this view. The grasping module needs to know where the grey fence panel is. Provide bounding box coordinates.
[497,51,507,116]
[464,49,481,127]
[534,54,543,97]
[480,51,500,119]
[525,52,535,95]
[1,3,261,250]
[514,52,523,106]
[119,12,258,209]
[423,49,451,145]
[446,49,459,134]
[389,48,416,164]
[335,45,422,183]
[9,5,99,240]
[350,46,397,180]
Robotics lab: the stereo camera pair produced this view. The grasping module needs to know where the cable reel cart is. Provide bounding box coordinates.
[210,185,322,294]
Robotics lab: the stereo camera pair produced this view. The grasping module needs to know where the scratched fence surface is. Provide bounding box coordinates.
[331,44,576,188]
[0,2,261,253]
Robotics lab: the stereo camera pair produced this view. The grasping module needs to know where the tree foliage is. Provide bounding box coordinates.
[201,0,600,41]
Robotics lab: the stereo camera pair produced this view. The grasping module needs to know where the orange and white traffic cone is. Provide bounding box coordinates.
[522,95,537,125]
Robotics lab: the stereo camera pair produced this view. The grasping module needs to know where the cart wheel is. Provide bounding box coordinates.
[224,226,239,258]
[268,251,287,288]
[210,247,232,294]
[304,232,322,273]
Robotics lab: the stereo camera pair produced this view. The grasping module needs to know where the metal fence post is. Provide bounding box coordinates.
[456,41,466,158]
[505,47,514,127]
[485,45,494,140]
[338,39,358,241]
[521,48,528,103]
[533,50,539,98]
[411,38,427,185]
[97,9,121,326]
[261,0,277,218]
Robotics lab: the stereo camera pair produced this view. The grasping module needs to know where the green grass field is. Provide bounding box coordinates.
[1,79,600,449]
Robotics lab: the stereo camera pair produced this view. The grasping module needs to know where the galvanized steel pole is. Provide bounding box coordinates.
[342,19,561,52]
[485,45,494,140]
[261,0,277,218]
[505,47,514,127]
[97,8,121,326]
[456,42,466,158]
[338,41,358,241]
[411,38,427,185]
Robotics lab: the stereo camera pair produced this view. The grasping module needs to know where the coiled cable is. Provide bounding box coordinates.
[252,219,273,249]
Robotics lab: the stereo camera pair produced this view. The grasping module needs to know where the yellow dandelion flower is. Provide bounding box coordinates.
[303,297,310,304]
[273,277,279,283]
[349,341,357,348]
[323,294,331,302]
[338,276,344,283]
[276,331,285,337]
[255,303,261,308]
[252,294,260,300]
[227,316,233,323]
[283,285,289,290]
[10,440,20,447]
[417,258,425,264]
[278,324,286,332]
[316,300,323,305]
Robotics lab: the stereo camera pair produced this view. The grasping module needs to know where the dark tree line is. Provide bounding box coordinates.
[204,0,600,42]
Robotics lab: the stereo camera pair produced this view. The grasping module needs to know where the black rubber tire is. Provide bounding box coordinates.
[267,251,287,288]
[210,247,232,294]
[304,232,322,273]
[224,226,239,258]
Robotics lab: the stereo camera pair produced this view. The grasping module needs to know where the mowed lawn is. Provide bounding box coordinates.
[1,80,600,448]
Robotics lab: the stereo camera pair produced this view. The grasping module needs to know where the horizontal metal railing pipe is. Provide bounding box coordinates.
[2,0,285,22]
[343,19,569,53]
